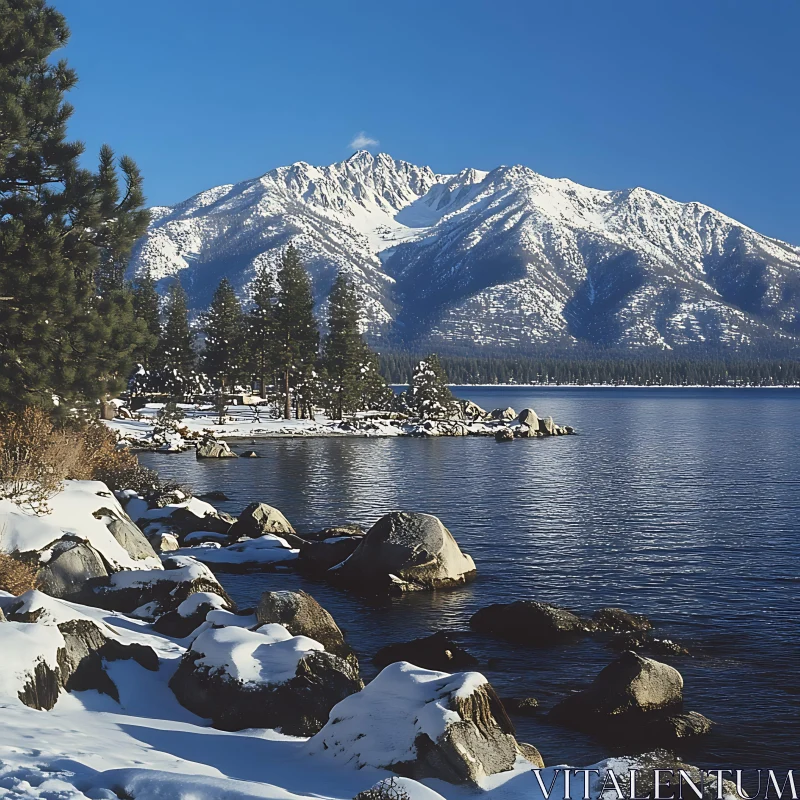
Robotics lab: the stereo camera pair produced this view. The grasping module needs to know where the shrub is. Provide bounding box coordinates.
[353,778,411,800]
[0,552,39,595]
[0,407,84,513]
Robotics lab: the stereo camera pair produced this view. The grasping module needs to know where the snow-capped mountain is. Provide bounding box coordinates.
[131,151,800,352]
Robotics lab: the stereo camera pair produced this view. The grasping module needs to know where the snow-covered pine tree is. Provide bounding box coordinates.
[132,269,162,368]
[202,277,244,390]
[273,244,319,419]
[159,283,197,394]
[408,354,456,419]
[245,264,277,398]
[0,1,150,407]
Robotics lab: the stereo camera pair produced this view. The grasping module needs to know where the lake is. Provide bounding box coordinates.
[139,387,800,769]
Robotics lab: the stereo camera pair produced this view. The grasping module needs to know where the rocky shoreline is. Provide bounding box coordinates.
[0,472,728,800]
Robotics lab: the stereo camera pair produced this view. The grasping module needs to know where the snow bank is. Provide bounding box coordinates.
[0,480,161,570]
[189,624,324,685]
[179,535,299,568]
[0,621,63,701]
[306,662,488,768]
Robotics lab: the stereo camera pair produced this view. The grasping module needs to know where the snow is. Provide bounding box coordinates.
[178,535,299,567]
[0,480,162,571]
[176,591,228,617]
[189,624,324,685]
[107,557,214,590]
[306,662,488,769]
[0,621,64,701]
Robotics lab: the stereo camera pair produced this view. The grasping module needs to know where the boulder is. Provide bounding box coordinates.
[330,512,476,594]
[168,506,235,537]
[307,662,523,786]
[180,534,298,573]
[490,407,516,421]
[470,600,585,644]
[147,532,180,553]
[256,590,357,667]
[169,624,362,735]
[549,651,684,730]
[642,710,713,742]
[197,491,231,502]
[373,631,478,672]
[500,696,539,716]
[37,541,109,601]
[494,428,514,442]
[297,536,363,576]
[88,555,234,618]
[517,742,544,769]
[196,440,238,458]
[515,425,533,438]
[517,408,539,427]
[459,400,489,421]
[609,632,690,656]
[230,502,295,538]
[242,450,259,458]
[538,416,558,436]
[591,607,653,633]
[153,591,233,638]
[105,515,159,563]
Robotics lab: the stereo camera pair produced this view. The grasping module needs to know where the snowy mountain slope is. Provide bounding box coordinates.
[130,151,800,351]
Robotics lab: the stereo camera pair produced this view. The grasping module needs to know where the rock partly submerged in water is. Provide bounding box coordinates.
[196,439,238,459]
[330,512,476,594]
[230,502,295,538]
[373,631,479,672]
[307,661,537,785]
[470,600,586,644]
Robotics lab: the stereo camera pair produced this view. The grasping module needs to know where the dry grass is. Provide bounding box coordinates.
[0,552,39,595]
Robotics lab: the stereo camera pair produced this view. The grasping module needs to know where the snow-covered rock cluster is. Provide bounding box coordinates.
[130,150,800,352]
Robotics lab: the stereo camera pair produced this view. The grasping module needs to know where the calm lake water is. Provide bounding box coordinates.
[139,387,800,769]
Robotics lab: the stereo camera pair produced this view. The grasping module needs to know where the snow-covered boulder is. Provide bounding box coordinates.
[470,600,586,644]
[152,590,233,638]
[0,590,158,709]
[196,439,237,458]
[88,555,234,619]
[124,492,235,543]
[230,502,295,538]
[331,512,476,594]
[169,623,363,734]
[0,481,163,601]
[550,651,684,731]
[307,662,532,785]
[178,534,298,572]
[256,590,356,667]
[355,777,447,800]
[490,407,516,421]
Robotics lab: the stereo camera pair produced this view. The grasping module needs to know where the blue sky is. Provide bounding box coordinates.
[56,0,799,243]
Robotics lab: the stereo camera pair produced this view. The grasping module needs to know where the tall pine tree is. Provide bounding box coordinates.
[273,244,319,419]
[0,0,150,407]
[202,277,244,390]
[161,282,196,374]
[132,269,161,367]
[245,264,277,397]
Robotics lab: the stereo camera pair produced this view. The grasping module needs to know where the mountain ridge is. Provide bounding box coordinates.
[130,151,800,353]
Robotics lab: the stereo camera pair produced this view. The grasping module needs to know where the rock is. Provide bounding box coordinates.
[515,424,533,438]
[643,711,714,743]
[169,624,363,735]
[538,416,558,436]
[490,407,516,421]
[168,506,236,538]
[0,607,5,622]
[355,777,447,800]
[196,440,238,458]
[564,425,575,434]
[307,525,365,541]
[153,591,233,638]
[37,541,109,601]
[182,534,298,572]
[470,600,585,644]
[373,631,478,672]
[609,632,690,656]
[517,742,544,768]
[494,428,514,442]
[105,515,160,563]
[117,405,133,419]
[198,491,231,502]
[230,502,295,538]
[517,408,539,427]
[459,400,489,421]
[501,696,539,716]
[307,662,521,786]
[591,607,653,633]
[241,450,259,458]
[330,512,477,594]
[297,536,362,576]
[99,401,116,420]
[549,651,684,730]
[89,555,234,618]
[256,590,356,666]
[147,531,180,553]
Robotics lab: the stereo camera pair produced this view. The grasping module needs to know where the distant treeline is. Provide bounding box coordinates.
[378,353,800,386]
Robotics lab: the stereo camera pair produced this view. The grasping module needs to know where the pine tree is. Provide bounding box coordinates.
[245,264,277,397]
[202,277,244,390]
[273,244,319,419]
[161,282,196,374]
[408,354,455,418]
[132,269,161,367]
[0,1,150,407]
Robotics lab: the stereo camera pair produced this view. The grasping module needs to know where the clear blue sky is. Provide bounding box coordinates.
[56,0,800,243]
